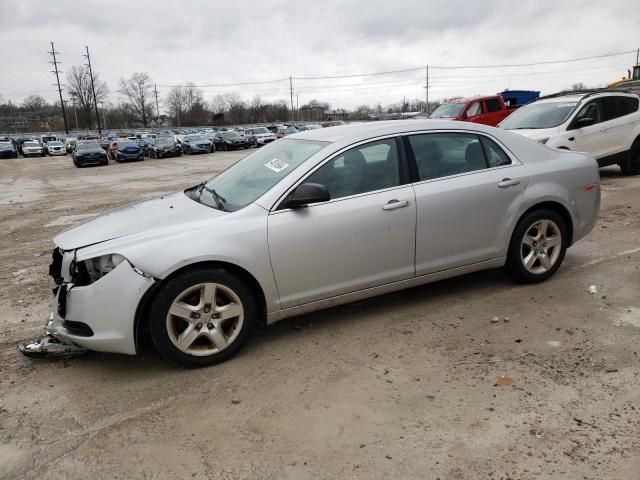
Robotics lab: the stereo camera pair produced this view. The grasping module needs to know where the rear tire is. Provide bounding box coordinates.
[505,209,568,283]
[149,268,257,367]
[620,142,640,176]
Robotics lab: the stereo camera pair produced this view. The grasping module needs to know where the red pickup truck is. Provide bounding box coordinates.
[429,95,515,127]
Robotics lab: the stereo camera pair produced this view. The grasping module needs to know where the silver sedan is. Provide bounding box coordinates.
[29,121,600,366]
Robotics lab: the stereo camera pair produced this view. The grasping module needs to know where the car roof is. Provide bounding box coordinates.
[291,119,503,144]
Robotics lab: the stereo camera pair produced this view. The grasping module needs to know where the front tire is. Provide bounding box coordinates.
[505,209,567,283]
[149,268,257,367]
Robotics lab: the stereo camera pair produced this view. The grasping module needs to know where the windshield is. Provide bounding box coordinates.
[187,135,207,141]
[49,141,63,146]
[77,141,100,150]
[222,132,240,139]
[430,103,465,118]
[155,139,174,146]
[194,139,327,211]
[253,127,269,134]
[117,141,138,149]
[42,136,57,143]
[0,142,14,150]
[500,101,577,129]
[24,142,39,147]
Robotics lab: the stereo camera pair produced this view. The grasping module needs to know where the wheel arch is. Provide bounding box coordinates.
[133,260,268,353]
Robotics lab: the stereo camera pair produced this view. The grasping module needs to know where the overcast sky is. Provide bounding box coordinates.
[1,0,639,111]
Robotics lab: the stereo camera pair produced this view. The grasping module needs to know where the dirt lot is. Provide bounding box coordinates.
[0,151,639,480]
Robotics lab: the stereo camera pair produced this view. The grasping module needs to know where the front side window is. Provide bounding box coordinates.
[408,133,487,181]
[305,139,400,200]
[196,139,327,211]
[466,101,483,117]
[573,100,602,126]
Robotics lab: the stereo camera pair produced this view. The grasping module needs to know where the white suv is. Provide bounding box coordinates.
[500,90,640,175]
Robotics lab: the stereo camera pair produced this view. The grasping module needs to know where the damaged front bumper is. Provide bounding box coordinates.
[21,248,156,357]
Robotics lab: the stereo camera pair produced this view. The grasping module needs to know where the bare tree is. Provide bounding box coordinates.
[22,95,48,110]
[165,86,185,126]
[66,65,108,129]
[250,95,264,123]
[119,72,154,127]
[210,94,227,115]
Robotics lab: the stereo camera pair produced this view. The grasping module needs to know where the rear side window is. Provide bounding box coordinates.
[408,133,487,181]
[602,96,631,121]
[485,98,502,113]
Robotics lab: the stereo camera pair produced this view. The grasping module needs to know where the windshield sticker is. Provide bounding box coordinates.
[264,158,289,173]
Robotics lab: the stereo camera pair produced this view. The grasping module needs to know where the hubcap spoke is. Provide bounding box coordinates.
[201,283,217,308]
[176,325,200,351]
[522,235,535,247]
[204,327,228,350]
[539,254,552,270]
[536,220,549,239]
[524,251,537,269]
[545,236,561,249]
[216,303,243,321]
[169,302,197,321]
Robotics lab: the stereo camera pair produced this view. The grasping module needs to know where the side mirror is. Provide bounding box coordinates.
[285,183,330,209]
[574,117,595,129]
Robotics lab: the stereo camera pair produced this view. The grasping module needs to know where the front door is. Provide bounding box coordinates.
[567,99,607,159]
[268,138,416,308]
[406,132,529,275]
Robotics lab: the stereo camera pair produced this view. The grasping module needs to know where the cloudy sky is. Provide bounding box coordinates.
[0,0,638,111]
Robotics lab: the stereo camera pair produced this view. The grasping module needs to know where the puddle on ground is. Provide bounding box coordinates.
[613,307,640,328]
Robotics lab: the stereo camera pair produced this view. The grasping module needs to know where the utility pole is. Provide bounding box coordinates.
[154,83,160,125]
[48,42,69,134]
[296,93,299,121]
[100,102,107,130]
[636,48,639,66]
[424,65,430,114]
[83,46,101,135]
[70,93,79,130]
[289,76,294,122]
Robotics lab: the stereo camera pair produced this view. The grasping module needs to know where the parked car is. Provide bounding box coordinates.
[47,141,67,156]
[276,125,299,138]
[29,120,600,366]
[148,137,182,158]
[181,135,214,154]
[65,137,78,153]
[15,137,36,155]
[213,131,247,150]
[72,140,108,167]
[298,124,322,131]
[500,89,640,175]
[429,95,516,126]
[39,134,58,154]
[21,140,44,157]
[0,141,18,159]
[111,140,144,162]
[244,127,277,147]
[97,138,110,151]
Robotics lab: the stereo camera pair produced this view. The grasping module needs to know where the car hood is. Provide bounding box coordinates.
[54,191,224,250]
[504,127,560,141]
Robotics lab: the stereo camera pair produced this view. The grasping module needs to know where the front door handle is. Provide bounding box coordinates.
[498,178,521,188]
[382,199,410,211]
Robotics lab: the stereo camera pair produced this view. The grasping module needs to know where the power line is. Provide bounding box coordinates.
[48,42,69,134]
[156,78,289,88]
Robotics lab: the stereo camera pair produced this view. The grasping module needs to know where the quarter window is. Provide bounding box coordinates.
[480,136,511,168]
[602,96,634,121]
[622,96,639,113]
[305,139,400,200]
[408,133,488,181]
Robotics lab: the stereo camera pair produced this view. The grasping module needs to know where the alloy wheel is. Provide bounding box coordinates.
[520,219,562,274]
[166,282,244,356]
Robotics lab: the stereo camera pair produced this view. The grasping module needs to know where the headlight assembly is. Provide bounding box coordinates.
[71,254,126,285]
[538,137,550,144]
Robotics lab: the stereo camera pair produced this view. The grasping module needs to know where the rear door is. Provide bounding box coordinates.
[406,131,529,275]
[268,137,416,308]
[599,95,640,157]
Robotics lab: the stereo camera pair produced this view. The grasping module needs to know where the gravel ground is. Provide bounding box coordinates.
[0,151,639,480]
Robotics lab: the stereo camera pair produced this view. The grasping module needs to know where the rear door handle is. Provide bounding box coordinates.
[382,199,410,210]
[498,178,520,188]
